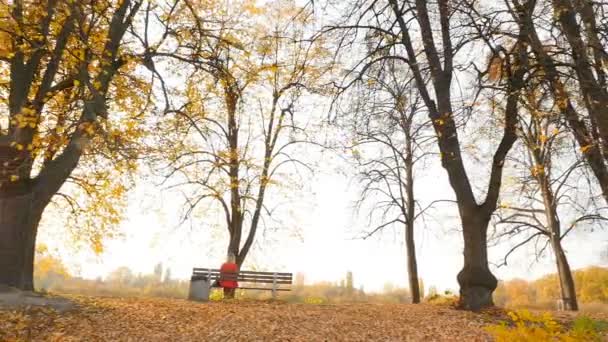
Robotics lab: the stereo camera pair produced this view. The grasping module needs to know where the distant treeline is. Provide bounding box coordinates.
[495,266,608,312]
[34,249,608,310]
[34,250,419,303]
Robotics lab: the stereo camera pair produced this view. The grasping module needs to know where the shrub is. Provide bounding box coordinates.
[303,296,327,305]
[485,310,607,341]
[209,289,224,301]
[426,293,459,306]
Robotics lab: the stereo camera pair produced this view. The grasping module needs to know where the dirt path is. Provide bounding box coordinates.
[0,296,501,341]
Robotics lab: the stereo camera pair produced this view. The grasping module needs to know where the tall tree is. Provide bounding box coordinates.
[156,0,329,280]
[508,0,608,204]
[344,63,432,304]
[0,0,146,290]
[492,79,608,311]
[328,0,527,309]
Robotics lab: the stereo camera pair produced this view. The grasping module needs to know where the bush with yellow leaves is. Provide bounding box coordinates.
[209,289,224,301]
[485,309,607,341]
[303,296,327,305]
[426,291,459,307]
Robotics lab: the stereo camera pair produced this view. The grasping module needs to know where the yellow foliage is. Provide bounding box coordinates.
[580,144,593,154]
[243,2,265,15]
[0,0,149,255]
[304,296,327,304]
[486,310,606,342]
[0,31,12,58]
[34,245,71,281]
[426,293,459,306]
[531,164,545,177]
[209,289,224,301]
[495,267,608,309]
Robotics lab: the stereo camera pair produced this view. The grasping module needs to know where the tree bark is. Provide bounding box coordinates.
[457,212,497,311]
[516,0,608,205]
[0,130,86,290]
[551,0,608,153]
[0,0,137,292]
[551,237,578,311]
[537,168,579,311]
[405,219,420,303]
[404,131,420,304]
[0,190,46,291]
[387,0,523,310]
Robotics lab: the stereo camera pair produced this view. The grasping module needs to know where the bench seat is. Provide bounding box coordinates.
[191,268,293,298]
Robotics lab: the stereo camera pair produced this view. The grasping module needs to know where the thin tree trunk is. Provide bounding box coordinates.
[0,191,46,291]
[404,130,420,304]
[225,79,242,273]
[405,219,420,303]
[538,170,579,311]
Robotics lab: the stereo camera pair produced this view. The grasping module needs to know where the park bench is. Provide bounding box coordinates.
[191,268,293,299]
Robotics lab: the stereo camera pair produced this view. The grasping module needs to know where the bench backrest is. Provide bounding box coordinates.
[192,268,293,285]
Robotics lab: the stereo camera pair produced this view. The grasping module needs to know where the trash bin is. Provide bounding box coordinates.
[188,275,211,302]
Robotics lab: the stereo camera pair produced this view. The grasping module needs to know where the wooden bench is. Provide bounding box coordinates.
[191,268,293,298]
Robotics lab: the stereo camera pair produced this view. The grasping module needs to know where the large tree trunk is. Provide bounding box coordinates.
[457,213,497,311]
[0,190,46,291]
[0,132,86,291]
[551,237,578,311]
[387,0,523,311]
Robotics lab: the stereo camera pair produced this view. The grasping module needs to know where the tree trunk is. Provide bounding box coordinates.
[404,133,421,304]
[457,213,497,311]
[0,190,45,291]
[551,237,578,311]
[536,164,579,311]
[519,6,608,205]
[223,287,236,299]
[405,219,420,303]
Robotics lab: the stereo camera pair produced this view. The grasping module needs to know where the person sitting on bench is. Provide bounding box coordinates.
[218,252,238,298]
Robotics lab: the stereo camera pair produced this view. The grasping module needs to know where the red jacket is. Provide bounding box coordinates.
[219,262,238,288]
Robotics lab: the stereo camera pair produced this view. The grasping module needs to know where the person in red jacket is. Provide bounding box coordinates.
[219,253,238,298]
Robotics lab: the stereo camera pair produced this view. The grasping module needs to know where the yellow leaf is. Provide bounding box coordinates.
[580,144,593,154]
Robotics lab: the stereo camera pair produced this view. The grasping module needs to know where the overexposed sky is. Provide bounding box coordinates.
[37,0,608,294]
[40,144,608,293]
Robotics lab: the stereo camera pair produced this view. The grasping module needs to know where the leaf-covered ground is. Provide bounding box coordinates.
[0,295,601,341]
[0,295,501,341]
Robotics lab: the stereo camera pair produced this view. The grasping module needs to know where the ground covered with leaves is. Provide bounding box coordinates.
[0,295,496,341]
[0,295,605,341]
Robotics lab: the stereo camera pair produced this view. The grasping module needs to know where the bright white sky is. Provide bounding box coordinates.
[41,146,608,293]
[37,0,608,294]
